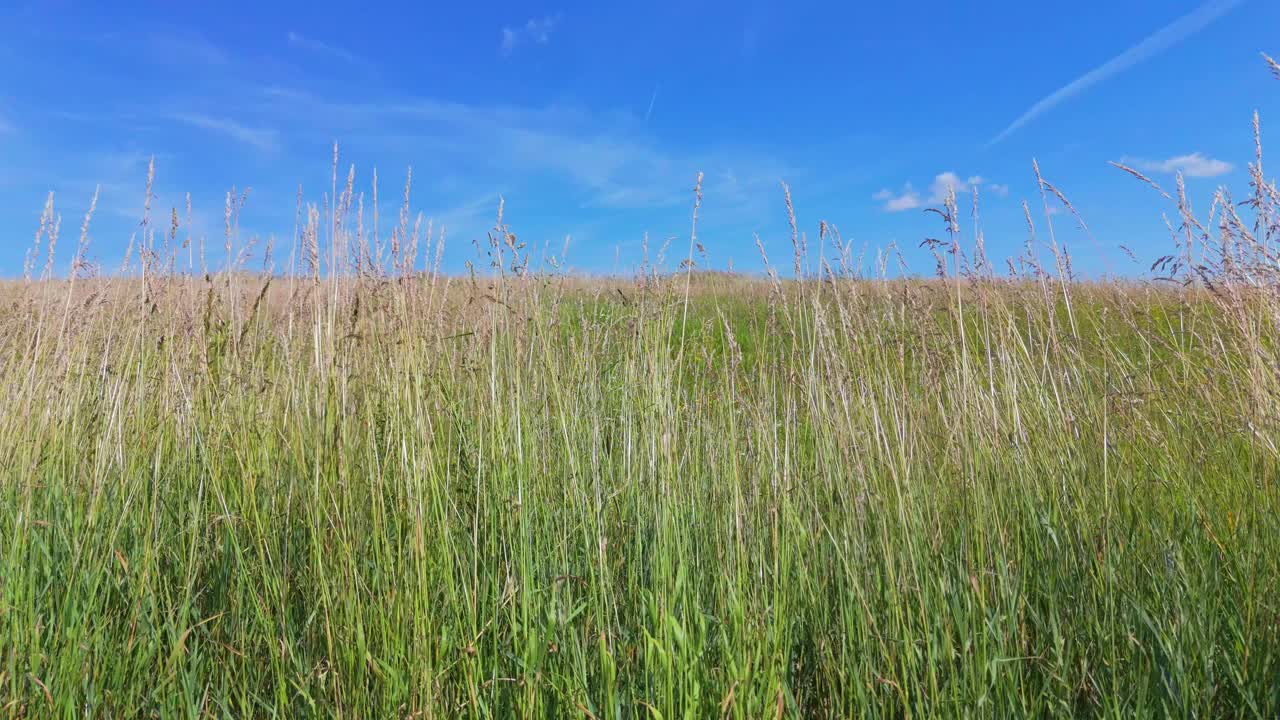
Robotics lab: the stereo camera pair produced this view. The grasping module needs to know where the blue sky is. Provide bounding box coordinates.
[0,0,1277,277]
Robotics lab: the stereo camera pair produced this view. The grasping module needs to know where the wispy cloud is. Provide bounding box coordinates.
[989,0,1244,146]
[741,0,768,58]
[287,31,374,70]
[1122,152,1233,177]
[170,113,279,152]
[501,15,560,55]
[244,86,791,232]
[875,172,1005,212]
[134,28,230,68]
[436,192,505,235]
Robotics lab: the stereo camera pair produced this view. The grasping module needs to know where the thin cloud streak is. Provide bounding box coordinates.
[170,113,280,152]
[988,0,1245,146]
[139,28,230,67]
[287,31,375,71]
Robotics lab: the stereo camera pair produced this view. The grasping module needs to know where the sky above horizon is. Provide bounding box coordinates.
[0,0,1277,278]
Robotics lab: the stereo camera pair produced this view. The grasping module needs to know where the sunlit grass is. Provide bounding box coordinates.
[2,253,1278,717]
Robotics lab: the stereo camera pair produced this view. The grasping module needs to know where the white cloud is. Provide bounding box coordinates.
[927,172,1002,203]
[287,31,374,70]
[876,172,1008,212]
[989,0,1244,145]
[1122,152,1233,178]
[501,15,560,55]
[928,172,973,203]
[873,184,922,212]
[170,113,279,152]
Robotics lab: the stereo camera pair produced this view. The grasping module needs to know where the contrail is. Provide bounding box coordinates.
[644,87,659,123]
[988,0,1244,146]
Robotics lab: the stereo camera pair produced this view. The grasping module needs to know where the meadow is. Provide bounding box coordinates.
[4,103,1280,718]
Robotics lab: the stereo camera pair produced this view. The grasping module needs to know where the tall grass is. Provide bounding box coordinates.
[4,82,1280,719]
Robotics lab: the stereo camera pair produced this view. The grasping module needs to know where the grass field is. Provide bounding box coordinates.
[4,120,1280,716]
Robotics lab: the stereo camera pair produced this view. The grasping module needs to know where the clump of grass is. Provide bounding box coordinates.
[3,62,1280,720]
